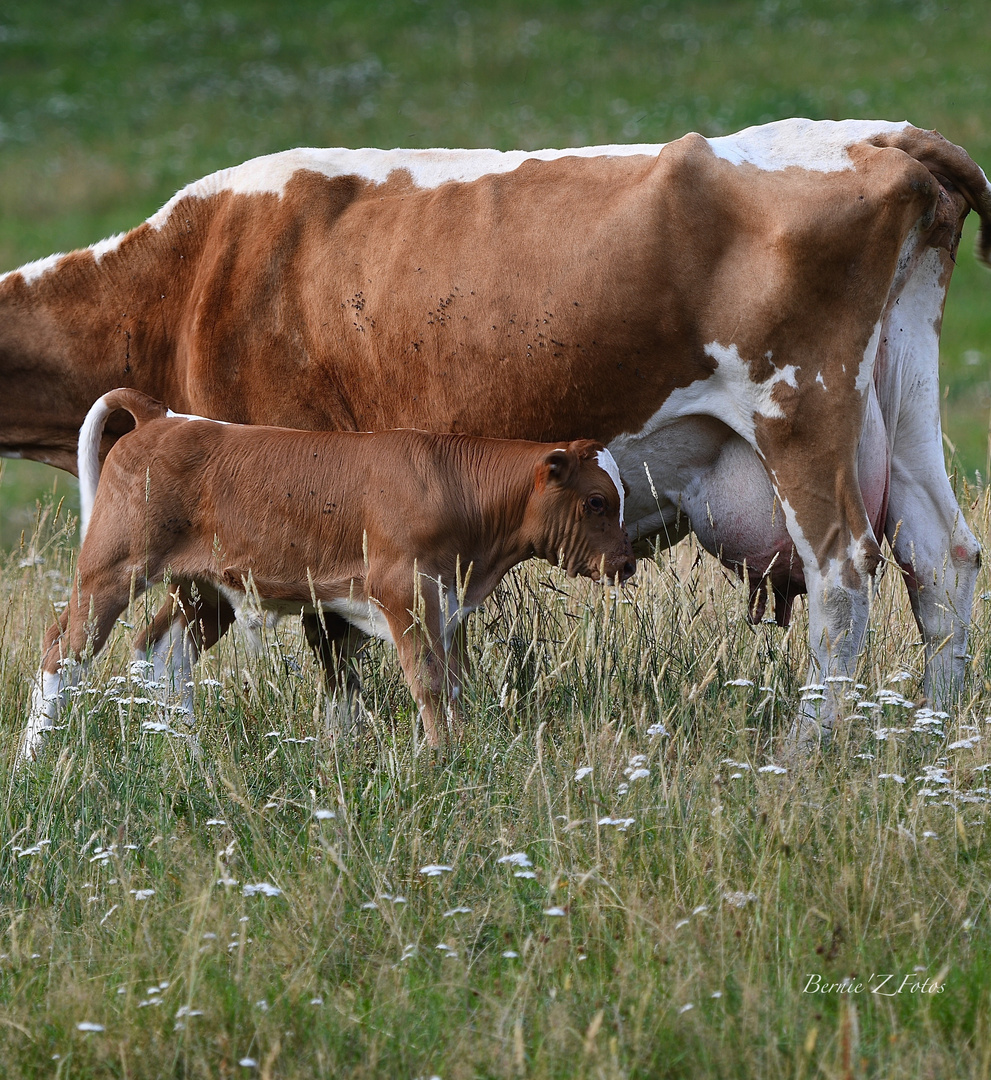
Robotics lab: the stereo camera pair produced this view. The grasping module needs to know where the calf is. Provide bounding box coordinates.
[22,388,634,760]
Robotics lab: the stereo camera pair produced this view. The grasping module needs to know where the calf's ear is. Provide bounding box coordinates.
[541,447,577,486]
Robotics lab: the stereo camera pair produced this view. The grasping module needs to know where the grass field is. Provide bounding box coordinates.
[4,498,991,1077]
[3,1,991,1076]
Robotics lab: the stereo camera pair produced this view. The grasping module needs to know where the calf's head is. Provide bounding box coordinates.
[527,440,635,583]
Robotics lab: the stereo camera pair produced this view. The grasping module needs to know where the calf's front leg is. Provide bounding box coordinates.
[379,585,466,749]
[21,568,136,763]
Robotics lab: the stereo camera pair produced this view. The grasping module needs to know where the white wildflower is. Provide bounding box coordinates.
[574,766,593,781]
[543,906,567,917]
[597,816,635,830]
[242,882,281,897]
[723,891,759,908]
[77,1022,105,1032]
[419,864,454,877]
[496,852,532,868]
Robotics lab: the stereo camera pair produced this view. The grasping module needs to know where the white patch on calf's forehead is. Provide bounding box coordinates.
[595,448,625,526]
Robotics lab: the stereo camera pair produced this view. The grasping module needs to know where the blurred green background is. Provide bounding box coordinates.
[1,0,989,546]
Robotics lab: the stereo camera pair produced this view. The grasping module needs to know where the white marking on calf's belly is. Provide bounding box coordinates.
[324,597,395,644]
[220,582,395,644]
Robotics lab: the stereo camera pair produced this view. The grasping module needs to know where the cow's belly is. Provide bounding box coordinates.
[609,390,890,602]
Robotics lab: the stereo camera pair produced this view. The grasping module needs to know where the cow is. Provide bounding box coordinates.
[2,118,990,746]
[21,387,634,761]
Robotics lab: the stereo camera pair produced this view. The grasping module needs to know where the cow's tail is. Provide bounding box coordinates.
[78,388,168,541]
[872,127,991,269]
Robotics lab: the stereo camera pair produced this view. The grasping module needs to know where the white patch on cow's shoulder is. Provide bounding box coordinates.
[595,448,625,525]
[707,118,911,173]
[165,409,229,424]
[626,342,798,449]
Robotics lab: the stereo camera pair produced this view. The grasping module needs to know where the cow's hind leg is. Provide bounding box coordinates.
[303,611,368,736]
[884,404,980,710]
[878,248,981,710]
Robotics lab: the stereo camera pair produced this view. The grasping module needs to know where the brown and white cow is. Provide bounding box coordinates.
[21,388,633,760]
[3,119,990,744]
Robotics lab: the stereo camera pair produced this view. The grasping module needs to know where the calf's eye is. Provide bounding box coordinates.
[587,495,606,514]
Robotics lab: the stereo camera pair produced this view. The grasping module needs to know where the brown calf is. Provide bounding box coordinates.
[22,388,634,760]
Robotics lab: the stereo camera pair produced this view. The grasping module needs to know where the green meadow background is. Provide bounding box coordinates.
[4,3,991,1079]
[1,0,990,542]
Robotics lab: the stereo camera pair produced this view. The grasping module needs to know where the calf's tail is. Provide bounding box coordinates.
[78,388,168,540]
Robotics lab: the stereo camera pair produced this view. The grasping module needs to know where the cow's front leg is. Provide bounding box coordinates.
[762,434,882,747]
[302,611,368,736]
